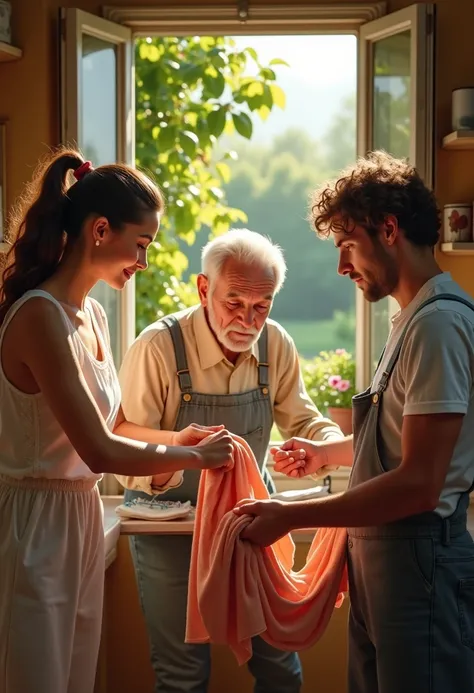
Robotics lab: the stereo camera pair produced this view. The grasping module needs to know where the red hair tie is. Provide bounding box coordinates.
[73,160,93,181]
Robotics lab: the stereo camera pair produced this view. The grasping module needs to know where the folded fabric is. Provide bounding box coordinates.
[186,435,348,665]
[115,497,192,521]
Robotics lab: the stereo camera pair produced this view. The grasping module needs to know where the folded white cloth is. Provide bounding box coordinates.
[115,497,192,521]
[271,485,329,502]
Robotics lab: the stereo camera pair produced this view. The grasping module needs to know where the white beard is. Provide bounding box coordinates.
[207,300,262,353]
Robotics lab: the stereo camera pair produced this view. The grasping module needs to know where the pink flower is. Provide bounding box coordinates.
[337,379,351,392]
[335,349,346,355]
[328,375,341,388]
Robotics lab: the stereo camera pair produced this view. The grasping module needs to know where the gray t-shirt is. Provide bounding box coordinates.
[372,272,474,517]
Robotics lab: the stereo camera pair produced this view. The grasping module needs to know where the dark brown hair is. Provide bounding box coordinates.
[0,148,164,323]
[309,150,440,247]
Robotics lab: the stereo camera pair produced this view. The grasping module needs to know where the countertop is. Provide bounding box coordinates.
[103,496,122,568]
[102,496,197,568]
[101,495,474,569]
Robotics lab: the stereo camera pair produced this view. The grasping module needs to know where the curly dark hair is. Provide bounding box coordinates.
[309,150,440,247]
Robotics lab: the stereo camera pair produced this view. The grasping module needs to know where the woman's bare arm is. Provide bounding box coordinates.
[12,298,231,475]
[112,406,176,486]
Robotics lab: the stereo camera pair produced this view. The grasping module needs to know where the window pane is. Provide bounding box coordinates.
[373,31,411,158]
[80,34,120,362]
[370,30,411,368]
[81,35,117,164]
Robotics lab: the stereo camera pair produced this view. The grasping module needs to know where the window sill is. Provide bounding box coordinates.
[440,242,474,256]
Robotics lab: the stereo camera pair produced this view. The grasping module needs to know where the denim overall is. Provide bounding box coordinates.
[347,294,474,693]
[125,316,302,693]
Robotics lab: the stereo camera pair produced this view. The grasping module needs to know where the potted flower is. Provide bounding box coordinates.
[301,349,356,435]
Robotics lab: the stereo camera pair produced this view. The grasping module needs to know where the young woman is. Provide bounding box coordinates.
[0,149,233,693]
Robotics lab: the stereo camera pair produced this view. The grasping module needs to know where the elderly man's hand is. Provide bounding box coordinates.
[270,437,332,478]
[172,423,225,447]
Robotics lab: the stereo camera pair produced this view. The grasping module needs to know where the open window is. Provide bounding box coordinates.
[59,3,435,496]
[355,3,434,389]
[60,8,136,366]
[61,3,434,387]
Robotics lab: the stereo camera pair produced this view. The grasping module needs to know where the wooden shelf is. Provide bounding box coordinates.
[443,131,474,150]
[0,41,22,62]
[440,242,474,256]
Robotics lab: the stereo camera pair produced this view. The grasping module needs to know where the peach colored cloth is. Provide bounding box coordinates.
[186,435,348,665]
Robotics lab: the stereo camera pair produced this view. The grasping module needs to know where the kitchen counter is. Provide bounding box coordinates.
[101,495,315,553]
[103,496,122,568]
[101,486,332,548]
[101,495,474,569]
[102,495,193,543]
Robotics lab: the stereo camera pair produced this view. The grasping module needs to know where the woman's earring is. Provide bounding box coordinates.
[95,240,100,247]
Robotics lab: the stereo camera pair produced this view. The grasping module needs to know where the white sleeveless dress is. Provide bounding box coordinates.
[0,289,121,693]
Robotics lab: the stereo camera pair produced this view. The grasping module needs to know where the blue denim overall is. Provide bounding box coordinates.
[347,294,474,693]
[125,316,302,693]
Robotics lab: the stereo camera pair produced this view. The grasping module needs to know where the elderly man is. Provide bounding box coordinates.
[237,153,474,693]
[117,228,343,693]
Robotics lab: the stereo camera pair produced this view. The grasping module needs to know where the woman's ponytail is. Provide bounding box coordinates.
[0,145,164,325]
[0,149,83,323]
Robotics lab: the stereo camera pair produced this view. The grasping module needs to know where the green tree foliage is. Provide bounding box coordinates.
[320,94,356,172]
[135,36,287,332]
[182,105,358,323]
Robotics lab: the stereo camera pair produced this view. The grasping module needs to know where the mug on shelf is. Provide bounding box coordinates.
[452,88,474,131]
[443,203,473,243]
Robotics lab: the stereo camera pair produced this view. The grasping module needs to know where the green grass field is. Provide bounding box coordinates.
[278,318,355,359]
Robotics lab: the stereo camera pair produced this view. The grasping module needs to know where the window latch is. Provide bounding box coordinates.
[237,0,249,22]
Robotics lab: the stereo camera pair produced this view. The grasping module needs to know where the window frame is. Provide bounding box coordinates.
[60,9,136,494]
[60,8,136,368]
[19,2,433,496]
[64,2,435,397]
[355,3,435,390]
[100,3,381,495]
[103,3,387,35]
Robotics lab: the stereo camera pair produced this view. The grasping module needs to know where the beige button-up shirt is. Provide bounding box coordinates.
[116,305,343,494]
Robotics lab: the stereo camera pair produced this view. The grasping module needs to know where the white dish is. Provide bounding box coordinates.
[115,498,192,521]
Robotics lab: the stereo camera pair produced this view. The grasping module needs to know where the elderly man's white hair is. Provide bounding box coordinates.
[201,228,287,294]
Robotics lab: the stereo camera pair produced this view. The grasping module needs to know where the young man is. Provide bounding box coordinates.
[116,229,344,693]
[237,152,474,693]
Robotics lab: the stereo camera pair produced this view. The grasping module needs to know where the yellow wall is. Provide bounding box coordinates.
[3,2,474,692]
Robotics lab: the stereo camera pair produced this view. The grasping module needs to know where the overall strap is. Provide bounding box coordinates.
[377,294,474,394]
[162,316,193,392]
[257,324,269,388]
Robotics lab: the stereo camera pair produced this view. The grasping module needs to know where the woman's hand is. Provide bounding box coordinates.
[270,437,330,478]
[194,429,234,471]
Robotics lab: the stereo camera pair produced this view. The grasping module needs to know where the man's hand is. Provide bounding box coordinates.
[271,437,329,478]
[233,499,292,546]
[172,423,225,447]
